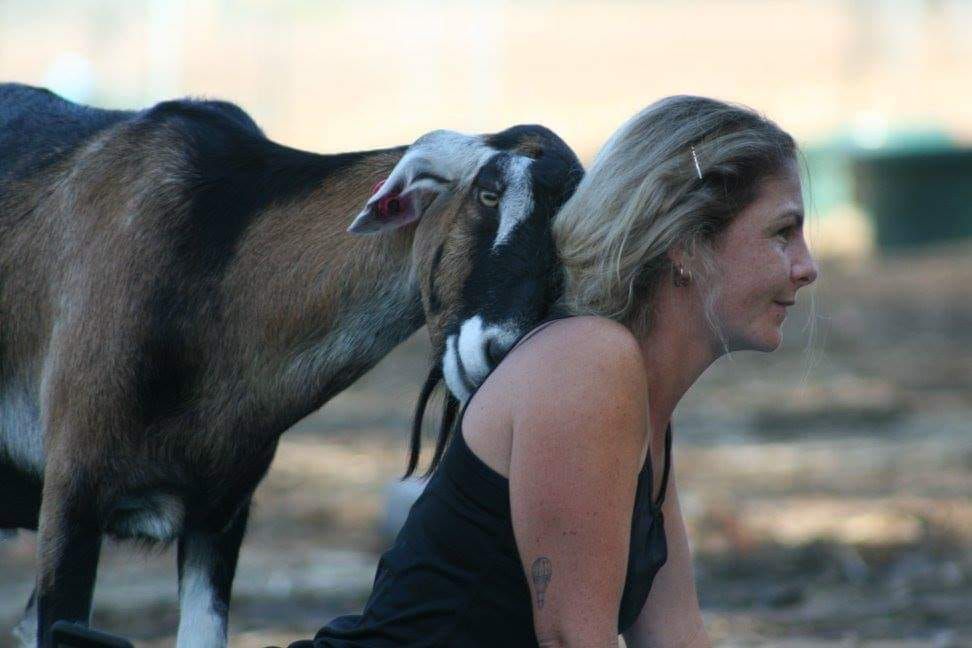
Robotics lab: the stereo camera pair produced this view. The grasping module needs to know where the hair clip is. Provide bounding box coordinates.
[691,146,702,180]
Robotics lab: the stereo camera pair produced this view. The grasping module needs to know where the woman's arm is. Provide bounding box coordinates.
[506,317,649,647]
[622,474,710,648]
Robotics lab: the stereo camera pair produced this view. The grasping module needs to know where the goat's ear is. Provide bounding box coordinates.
[347,180,422,234]
[349,130,482,234]
[348,166,451,235]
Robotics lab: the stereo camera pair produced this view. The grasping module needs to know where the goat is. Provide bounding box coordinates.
[0,83,583,647]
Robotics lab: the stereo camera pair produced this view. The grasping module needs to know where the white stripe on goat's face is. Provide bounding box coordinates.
[440,153,541,401]
[492,155,534,250]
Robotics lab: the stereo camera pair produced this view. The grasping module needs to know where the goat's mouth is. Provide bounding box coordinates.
[442,335,476,403]
[441,316,519,402]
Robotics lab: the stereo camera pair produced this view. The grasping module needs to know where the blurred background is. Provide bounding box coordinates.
[1,1,970,646]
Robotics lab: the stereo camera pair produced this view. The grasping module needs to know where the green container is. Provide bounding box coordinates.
[851,146,972,249]
[800,135,859,217]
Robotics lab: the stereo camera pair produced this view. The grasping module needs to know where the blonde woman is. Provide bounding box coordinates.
[292,96,818,648]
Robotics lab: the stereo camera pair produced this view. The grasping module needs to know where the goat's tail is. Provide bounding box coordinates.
[404,364,459,479]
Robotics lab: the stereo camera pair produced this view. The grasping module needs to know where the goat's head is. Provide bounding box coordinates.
[348,125,583,403]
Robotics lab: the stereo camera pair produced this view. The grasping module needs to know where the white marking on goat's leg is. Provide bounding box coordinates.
[11,587,37,648]
[175,503,250,648]
[175,532,226,648]
[493,156,534,249]
[176,553,226,648]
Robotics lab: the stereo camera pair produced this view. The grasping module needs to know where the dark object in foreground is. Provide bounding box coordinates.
[50,621,134,648]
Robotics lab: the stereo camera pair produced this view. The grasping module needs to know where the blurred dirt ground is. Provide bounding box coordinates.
[2,242,971,647]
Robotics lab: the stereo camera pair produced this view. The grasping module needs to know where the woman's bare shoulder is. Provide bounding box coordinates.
[515,315,643,372]
[505,315,647,417]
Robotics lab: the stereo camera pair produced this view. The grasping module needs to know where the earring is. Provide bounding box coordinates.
[673,264,692,287]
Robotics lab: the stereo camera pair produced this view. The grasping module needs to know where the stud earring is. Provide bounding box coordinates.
[673,264,692,287]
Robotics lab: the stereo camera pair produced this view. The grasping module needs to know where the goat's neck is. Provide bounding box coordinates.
[221,147,426,411]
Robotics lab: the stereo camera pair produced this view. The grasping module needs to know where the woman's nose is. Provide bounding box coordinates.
[792,240,818,287]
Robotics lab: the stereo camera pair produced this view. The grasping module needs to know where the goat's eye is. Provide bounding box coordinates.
[478,189,499,208]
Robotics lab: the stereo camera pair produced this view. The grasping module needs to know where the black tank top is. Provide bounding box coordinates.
[295,315,672,647]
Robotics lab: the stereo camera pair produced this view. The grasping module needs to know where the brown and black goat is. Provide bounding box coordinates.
[0,83,583,647]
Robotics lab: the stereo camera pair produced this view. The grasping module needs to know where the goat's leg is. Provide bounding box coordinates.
[12,587,37,648]
[34,470,103,648]
[175,499,251,648]
[3,464,43,646]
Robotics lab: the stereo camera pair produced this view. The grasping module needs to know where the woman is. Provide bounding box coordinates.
[290,95,818,647]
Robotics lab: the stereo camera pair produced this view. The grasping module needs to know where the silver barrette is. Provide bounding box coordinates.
[691,146,702,180]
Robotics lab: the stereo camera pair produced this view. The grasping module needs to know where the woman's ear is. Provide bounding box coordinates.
[666,241,690,269]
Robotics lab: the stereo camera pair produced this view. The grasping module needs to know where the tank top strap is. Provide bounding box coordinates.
[652,422,673,509]
[506,306,574,356]
[456,307,574,424]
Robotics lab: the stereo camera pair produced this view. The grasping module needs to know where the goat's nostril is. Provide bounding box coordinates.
[486,338,505,366]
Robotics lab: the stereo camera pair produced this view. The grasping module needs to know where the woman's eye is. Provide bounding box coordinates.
[478,190,500,208]
[776,226,794,241]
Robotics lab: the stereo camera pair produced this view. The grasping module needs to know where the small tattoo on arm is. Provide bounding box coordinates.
[531,557,552,609]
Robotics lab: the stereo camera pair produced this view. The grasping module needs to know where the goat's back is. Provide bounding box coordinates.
[0,83,134,184]
[0,83,271,183]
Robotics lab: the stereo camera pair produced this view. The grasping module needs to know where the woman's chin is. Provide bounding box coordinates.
[719,329,782,354]
[761,328,784,352]
[742,328,783,353]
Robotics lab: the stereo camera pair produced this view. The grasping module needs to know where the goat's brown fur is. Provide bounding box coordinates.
[1,85,584,647]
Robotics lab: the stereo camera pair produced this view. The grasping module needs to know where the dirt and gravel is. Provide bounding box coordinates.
[2,241,970,647]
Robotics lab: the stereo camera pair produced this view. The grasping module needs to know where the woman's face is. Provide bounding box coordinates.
[705,160,818,352]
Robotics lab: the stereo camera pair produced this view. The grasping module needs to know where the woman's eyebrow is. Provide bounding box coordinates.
[776,209,804,227]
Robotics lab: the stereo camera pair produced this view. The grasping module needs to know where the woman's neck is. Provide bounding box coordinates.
[637,281,720,441]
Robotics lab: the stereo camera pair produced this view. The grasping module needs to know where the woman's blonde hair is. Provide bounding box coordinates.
[552,95,797,337]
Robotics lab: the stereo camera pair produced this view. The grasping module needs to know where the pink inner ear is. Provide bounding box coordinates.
[371,179,411,221]
[379,192,414,222]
